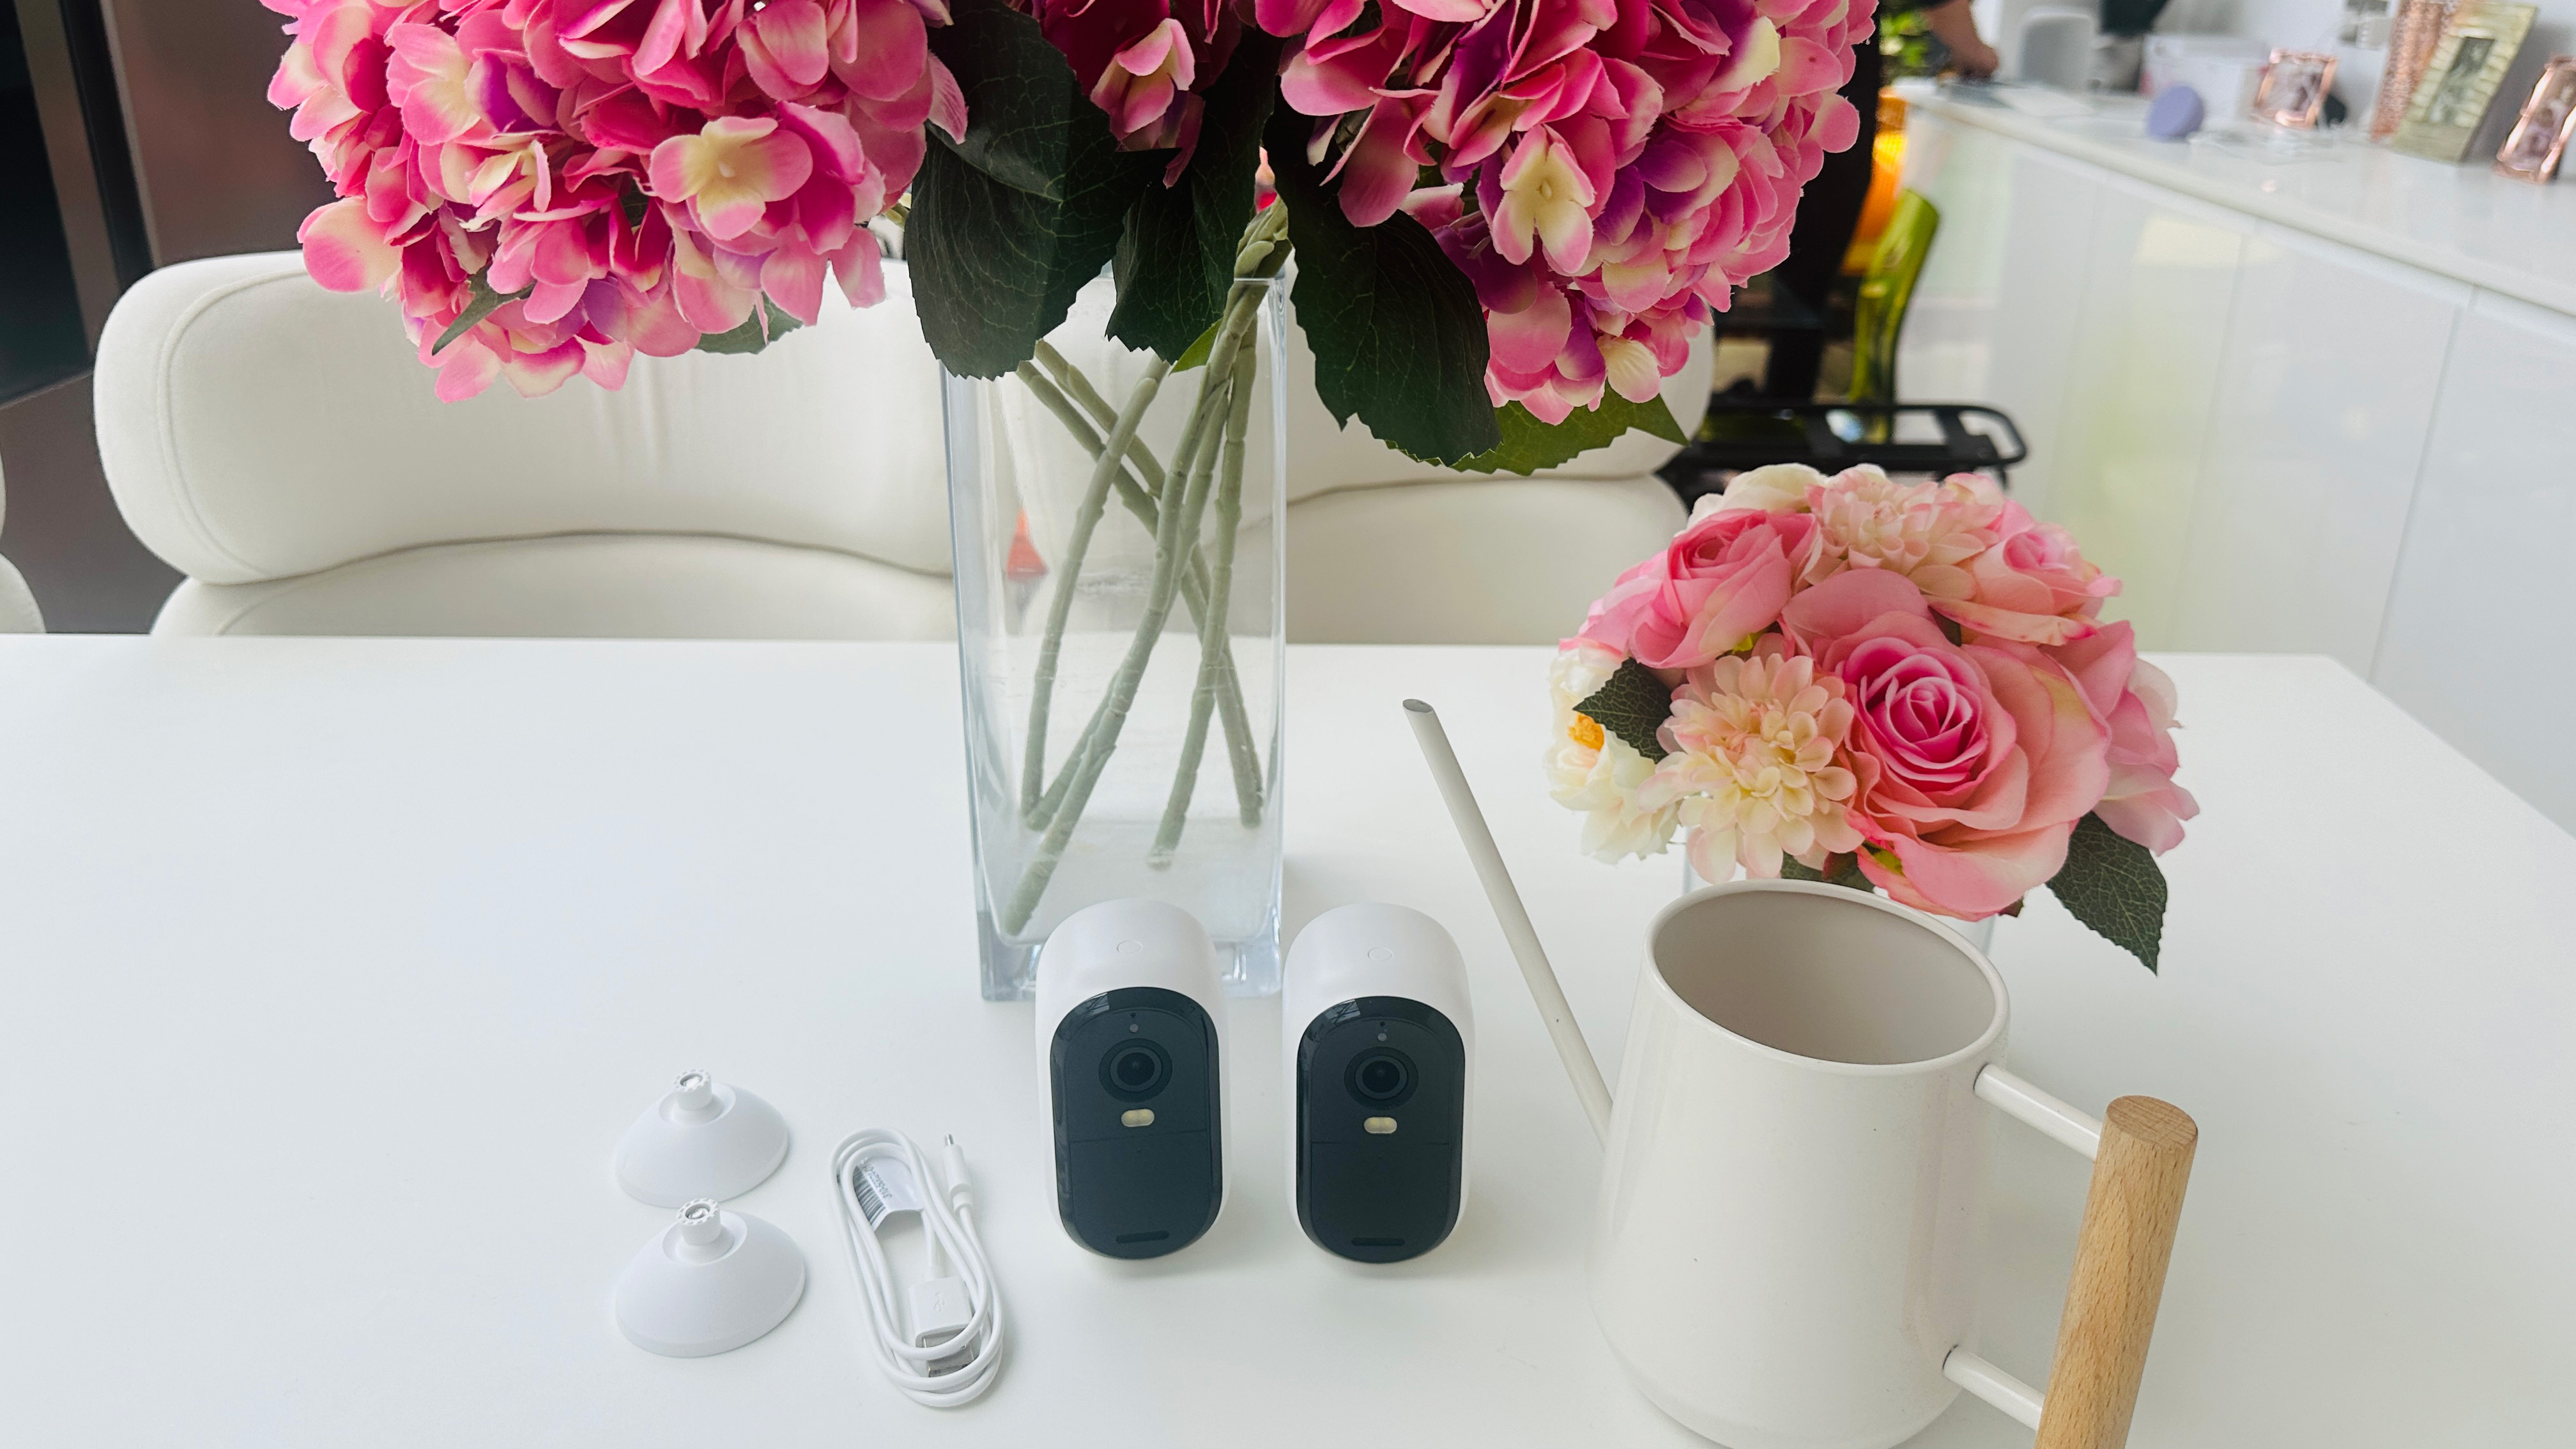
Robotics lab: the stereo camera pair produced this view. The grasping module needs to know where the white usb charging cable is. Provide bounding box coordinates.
[827,1128,1006,1407]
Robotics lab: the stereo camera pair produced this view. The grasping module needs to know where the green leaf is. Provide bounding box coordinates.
[1572,657,1674,762]
[693,299,806,355]
[432,273,530,356]
[911,0,1161,378]
[2046,812,2169,971]
[1447,393,1688,475]
[1170,319,1219,371]
[1108,30,1278,360]
[1782,852,1877,893]
[1261,102,1499,464]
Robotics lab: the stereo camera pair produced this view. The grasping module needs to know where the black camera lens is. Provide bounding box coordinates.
[1346,1046,1416,1107]
[1101,1039,1171,1101]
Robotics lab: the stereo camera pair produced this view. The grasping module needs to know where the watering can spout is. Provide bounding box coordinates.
[1404,699,1616,1142]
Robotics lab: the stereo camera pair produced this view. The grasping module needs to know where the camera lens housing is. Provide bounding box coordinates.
[1346,1046,1416,1107]
[1101,1039,1172,1101]
[1035,900,1227,1261]
[1283,904,1474,1265]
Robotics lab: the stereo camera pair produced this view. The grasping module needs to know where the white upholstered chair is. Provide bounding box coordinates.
[0,462,43,633]
[95,250,1702,644]
[95,250,954,639]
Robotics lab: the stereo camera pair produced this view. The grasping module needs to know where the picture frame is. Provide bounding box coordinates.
[2370,0,2450,141]
[2393,3,2539,163]
[2253,50,2338,128]
[2493,55,2576,181]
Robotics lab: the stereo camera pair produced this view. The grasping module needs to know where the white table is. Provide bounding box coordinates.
[2,638,2568,1446]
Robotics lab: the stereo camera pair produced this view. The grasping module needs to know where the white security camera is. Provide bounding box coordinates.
[1282,903,1473,1262]
[1034,899,1227,1259]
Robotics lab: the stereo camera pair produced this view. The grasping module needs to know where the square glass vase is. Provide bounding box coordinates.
[943,273,1287,1000]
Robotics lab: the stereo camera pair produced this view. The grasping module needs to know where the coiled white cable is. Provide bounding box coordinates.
[827,1128,1006,1407]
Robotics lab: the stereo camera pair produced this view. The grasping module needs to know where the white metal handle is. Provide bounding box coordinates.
[1978,1065,2103,1158]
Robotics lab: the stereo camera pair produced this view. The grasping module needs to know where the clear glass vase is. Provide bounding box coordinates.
[944,273,1287,1000]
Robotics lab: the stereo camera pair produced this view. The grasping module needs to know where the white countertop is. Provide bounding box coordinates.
[1,638,2570,1445]
[1910,84,2576,318]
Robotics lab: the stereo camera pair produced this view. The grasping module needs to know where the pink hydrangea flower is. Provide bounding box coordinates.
[1036,0,1241,178]
[1261,0,1872,421]
[264,0,964,400]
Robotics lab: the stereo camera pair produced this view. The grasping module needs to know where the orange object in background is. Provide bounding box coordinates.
[1843,92,1910,274]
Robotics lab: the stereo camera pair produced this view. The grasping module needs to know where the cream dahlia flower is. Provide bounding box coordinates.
[1643,651,1865,879]
[1806,466,2002,599]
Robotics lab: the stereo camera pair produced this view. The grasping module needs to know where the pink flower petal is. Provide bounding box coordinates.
[581,337,635,390]
[838,0,930,102]
[1255,0,1335,34]
[778,101,866,181]
[385,23,482,145]
[670,227,756,333]
[1779,564,1931,645]
[749,0,831,93]
[1486,285,1572,373]
[297,197,399,293]
[434,335,502,401]
[499,338,586,397]
[761,246,826,325]
[828,233,887,307]
[1335,98,1420,227]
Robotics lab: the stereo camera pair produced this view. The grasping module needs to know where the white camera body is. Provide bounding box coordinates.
[1282,903,1475,1262]
[1035,899,1228,1259]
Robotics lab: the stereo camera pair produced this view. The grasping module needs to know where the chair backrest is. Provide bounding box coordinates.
[95,252,954,587]
[0,460,40,632]
[1849,190,1940,407]
[95,249,1708,604]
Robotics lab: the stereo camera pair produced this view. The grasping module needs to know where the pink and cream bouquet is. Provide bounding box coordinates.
[1548,464,2196,967]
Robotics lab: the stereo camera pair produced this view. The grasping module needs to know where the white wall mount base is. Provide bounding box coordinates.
[614,1070,790,1207]
[614,1200,806,1358]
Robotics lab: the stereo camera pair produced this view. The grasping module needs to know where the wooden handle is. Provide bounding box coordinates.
[2033,1096,2198,1449]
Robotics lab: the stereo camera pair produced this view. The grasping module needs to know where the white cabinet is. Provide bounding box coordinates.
[2171,226,2468,673]
[2045,174,2253,649]
[1978,151,2104,521]
[2373,292,2576,829]
[1893,114,2015,402]
[1890,104,2576,830]
[1897,126,2102,520]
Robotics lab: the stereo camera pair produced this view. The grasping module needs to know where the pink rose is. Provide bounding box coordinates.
[2049,622,2198,852]
[1937,496,2119,646]
[1578,509,1819,670]
[1784,569,2111,919]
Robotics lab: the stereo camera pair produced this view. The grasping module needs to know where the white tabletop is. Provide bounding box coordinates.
[1910,86,2576,321]
[1,638,2568,1446]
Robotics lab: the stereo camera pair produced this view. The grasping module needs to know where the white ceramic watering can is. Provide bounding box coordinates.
[1407,702,2197,1449]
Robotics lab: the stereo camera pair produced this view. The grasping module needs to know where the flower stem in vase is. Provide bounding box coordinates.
[1020,348,1262,826]
[1018,354,1172,823]
[1000,353,1234,933]
[1151,333,1261,866]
